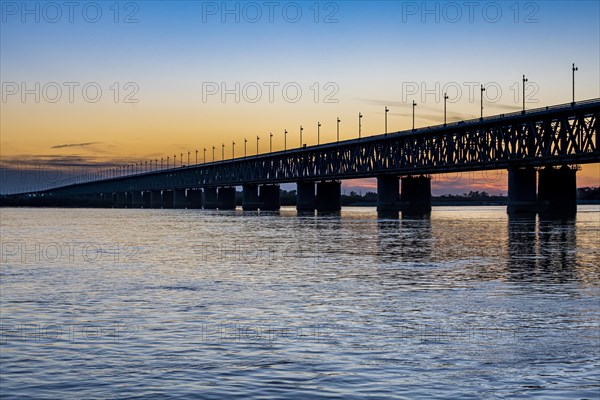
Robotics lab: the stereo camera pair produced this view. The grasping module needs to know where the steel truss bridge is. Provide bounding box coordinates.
[38,99,598,197]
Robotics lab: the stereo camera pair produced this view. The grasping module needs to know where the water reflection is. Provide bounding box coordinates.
[507,215,578,284]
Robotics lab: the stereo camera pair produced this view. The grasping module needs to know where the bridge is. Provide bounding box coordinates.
[13,99,600,214]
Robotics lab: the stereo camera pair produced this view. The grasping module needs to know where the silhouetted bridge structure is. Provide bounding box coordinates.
[20,99,600,214]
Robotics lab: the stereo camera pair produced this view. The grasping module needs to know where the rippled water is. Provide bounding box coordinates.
[1,206,599,399]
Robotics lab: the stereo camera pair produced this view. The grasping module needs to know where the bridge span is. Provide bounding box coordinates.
[16,99,600,215]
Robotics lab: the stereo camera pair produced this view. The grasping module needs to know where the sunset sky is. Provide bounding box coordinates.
[1,0,599,194]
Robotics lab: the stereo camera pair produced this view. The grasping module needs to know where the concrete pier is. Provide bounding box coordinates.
[115,192,127,208]
[242,184,260,211]
[187,189,203,209]
[377,175,400,212]
[131,191,144,208]
[297,181,316,212]
[316,181,341,212]
[150,190,162,208]
[400,176,431,214]
[538,166,577,215]
[162,190,174,208]
[203,187,218,209]
[218,187,236,210]
[260,185,280,211]
[173,189,186,209]
[142,191,151,208]
[507,167,537,214]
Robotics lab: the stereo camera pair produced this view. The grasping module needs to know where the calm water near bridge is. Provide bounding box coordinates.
[1,206,599,399]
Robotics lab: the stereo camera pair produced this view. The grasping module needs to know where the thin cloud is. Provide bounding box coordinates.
[51,142,100,149]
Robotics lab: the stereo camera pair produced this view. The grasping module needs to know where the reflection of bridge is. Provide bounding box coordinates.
[20,99,600,214]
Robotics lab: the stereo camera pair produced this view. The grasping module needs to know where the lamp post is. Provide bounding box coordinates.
[232,141,235,158]
[155,159,158,171]
[522,74,528,112]
[256,135,260,155]
[443,93,448,126]
[167,156,170,168]
[412,100,417,131]
[195,149,198,164]
[358,112,362,138]
[161,157,163,169]
[480,85,485,119]
[203,147,206,163]
[572,63,578,104]
[284,130,287,151]
[187,151,190,166]
[212,146,215,162]
[221,144,224,160]
[269,132,273,153]
[385,106,389,135]
[244,138,247,157]
[180,152,183,167]
[317,122,321,145]
[337,117,340,142]
[300,126,303,147]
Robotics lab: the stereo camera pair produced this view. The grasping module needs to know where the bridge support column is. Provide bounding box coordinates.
[131,191,143,208]
[150,190,162,208]
[401,175,431,214]
[187,189,203,209]
[377,175,401,213]
[260,185,280,211]
[316,181,341,212]
[203,187,218,209]
[507,167,537,214]
[218,187,236,210]
[242,184,260,211]
[162,190,174,208]
[297,181,316,211]
[142,191,151,208]
[115,192,128,208]
[538,166,577,215]
[173,189,186,208]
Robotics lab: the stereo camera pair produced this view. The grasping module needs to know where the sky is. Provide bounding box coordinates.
[1,0,599,194]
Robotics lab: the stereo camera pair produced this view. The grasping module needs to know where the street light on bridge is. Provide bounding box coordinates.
[337,117,340,142]
[167,156,170,169]
[443,92,449,126]
[385,106,389,135]
[299,126,303,147]
[480,85,485,119]
[161,157,164,169]
[522,74,528,113]
[284,130,287,150]
[269,132,273,153]
[222,144,225,160]
[195,149,198,165]
[358,113,362,138]
[572,63,578,104]
[412,100,417,131]
[256,135,260,155]
[317,122,321,145]
[212,146,215,162]
[203,147,206,163]
[180,152,183,167]
[232,141,235,158]
[244,138,247,157]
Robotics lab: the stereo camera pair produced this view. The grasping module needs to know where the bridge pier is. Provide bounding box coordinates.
[242,184,260,211]
[187,189,203,209]
[507,167,537,214]
[142,191,151,208]
[162,190,174,208]
[316,181,341,212]
[297,181,316,212]
[131,191,144,208]
[218,187,236,210]
[260,185,280,211]
[203,187,218,209]
[400,176,431,214]
[377,175,401,213]
[150,190,162,208]
[173,189,186,208]
[538,166,577,215]
[115,192,128,208]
